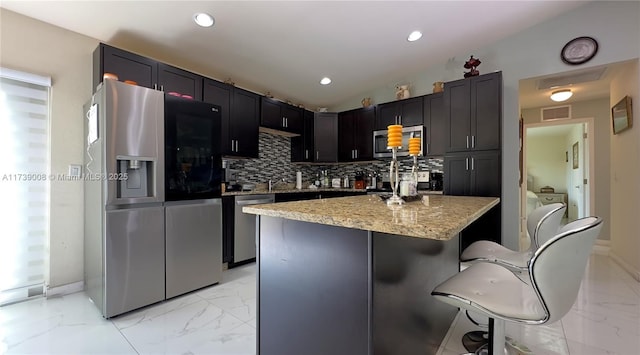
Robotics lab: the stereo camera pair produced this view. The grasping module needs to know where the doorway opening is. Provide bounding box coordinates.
[520,118,595,249]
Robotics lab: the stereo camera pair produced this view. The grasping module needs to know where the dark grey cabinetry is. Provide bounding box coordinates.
[203,79,259,158]
[375,97,423,130]
[291,110,314,162]
[423,92,445,157]
[261,97,303,134]
[338,106,375,162]
[445,72,502,153]
[444,151,501,197]
[93,43,203,100]
[314,112,338,163]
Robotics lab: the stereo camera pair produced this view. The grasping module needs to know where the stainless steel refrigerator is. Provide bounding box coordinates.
[84,79,165,318]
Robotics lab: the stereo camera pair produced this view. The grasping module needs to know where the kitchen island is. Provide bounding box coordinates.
[243,194,500,355]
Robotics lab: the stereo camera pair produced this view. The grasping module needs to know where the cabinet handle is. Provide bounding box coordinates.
[465,157,469,170]
[282,117,285,127]
[160,85,164,92]
[305,150,309,159]
[355,149,358,159]
[472,135,475,148]
[426,143,429,154]
[154,83,158,90]
[285,117,288,128]
[235,140,239,152]
[466,136,469,149]
[231,140,235,152]
[471,157,475,170]
[317,151,319,160]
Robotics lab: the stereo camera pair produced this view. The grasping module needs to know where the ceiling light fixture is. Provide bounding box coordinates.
[194,13,215,27]
[550,89,573,102]
[407,31,423,42]
[320,77,332,85]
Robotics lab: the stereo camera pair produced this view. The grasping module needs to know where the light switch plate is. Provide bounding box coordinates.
[416,171,430,182]
[68,164,82,178]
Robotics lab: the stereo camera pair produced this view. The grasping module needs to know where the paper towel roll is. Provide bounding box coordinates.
[296,171,302,189]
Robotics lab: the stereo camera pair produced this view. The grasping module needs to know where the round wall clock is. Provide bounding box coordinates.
[561,36,598,65]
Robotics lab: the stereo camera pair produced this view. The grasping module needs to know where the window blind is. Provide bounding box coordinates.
[0,68,51,306]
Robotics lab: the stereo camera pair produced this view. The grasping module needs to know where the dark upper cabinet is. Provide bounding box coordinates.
[203,79,259,158]
[314,112,338,163]
[94,43,157,91]
[157,63,203,100]
[445,72,502,153]
[232,88,260,158]
[375,97,423,130]
[93,43,204,100]
[423,92,445,157]
[260,98,303,134]
[292,110,315,162]
[338,106,375,162]
[444,151,500,197]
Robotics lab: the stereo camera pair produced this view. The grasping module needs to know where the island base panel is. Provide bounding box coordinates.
[258,217,371,355]
[372,232,460,355]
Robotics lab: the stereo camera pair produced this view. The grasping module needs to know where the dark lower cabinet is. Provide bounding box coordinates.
[444,150,501,250]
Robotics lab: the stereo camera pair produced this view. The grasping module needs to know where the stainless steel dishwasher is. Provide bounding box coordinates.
[234,194,275,263]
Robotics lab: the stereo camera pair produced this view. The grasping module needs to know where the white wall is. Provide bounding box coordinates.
[1,9,99,288]
[609,60,640,280]
[334,1,640,251]
[526,135,567,193]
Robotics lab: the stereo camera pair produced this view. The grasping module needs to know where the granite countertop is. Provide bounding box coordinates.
[242,194,499,240]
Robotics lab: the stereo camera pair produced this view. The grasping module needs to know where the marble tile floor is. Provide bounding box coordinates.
[1,253,638,355]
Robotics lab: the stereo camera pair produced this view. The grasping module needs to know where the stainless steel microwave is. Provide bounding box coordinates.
[373,125,424,158]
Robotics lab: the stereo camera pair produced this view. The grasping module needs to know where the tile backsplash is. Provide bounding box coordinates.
[224,132,443,185]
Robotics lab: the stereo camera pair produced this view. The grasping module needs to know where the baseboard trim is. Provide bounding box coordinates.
[46,281,84,298]
[609,251,640,282]
[592,239,610,255]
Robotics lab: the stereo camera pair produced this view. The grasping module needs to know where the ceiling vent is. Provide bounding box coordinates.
[537,67,607,90]
[541,105,571,121]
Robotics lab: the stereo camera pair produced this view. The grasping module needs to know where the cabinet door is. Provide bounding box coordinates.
[314,113,338,163]
[95,44,156,91]
[260,97,283,130]
[444,154,471,196]
[338,110,356,162]
[354,106,375,160]
[375,102,399,130]
[203,79,233,155]
[291,110,314,162]
[445,78,471,152]
[424,93,445,157]
[282,105,303,134]
[470,151,501,197]
[471,72,501,151]
[398,97,423,127]
[233,88,260,158]
[158,63,203,100]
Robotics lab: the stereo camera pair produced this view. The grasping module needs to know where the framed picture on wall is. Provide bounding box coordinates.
[572,142,579,169]
[612,95,633,135]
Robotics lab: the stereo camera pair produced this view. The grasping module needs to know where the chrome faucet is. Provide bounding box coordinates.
[268,178,288,192]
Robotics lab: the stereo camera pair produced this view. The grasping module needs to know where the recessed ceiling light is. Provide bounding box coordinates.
[194,13,215,27]
[320,77,332,85]
[550,89,573,102]
[407,31,422,42]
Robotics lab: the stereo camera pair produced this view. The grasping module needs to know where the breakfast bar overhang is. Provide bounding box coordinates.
[243,194,500,355]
